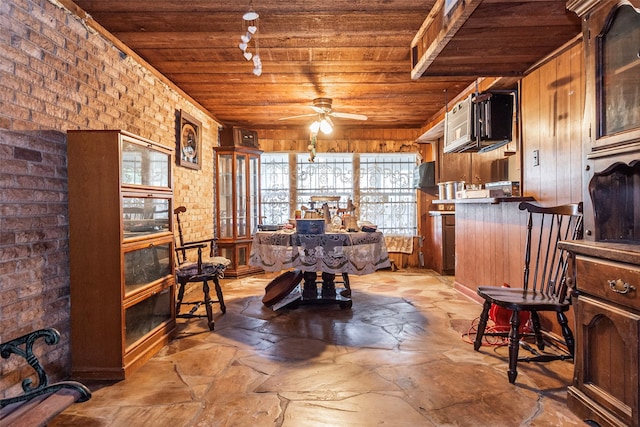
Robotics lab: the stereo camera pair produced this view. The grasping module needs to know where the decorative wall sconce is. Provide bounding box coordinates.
[238,11,262,76]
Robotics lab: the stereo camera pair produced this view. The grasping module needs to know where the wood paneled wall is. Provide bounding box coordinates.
[521,40,584,205]
[256,127,421,153]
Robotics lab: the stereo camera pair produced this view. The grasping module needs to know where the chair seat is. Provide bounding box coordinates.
[176,257,230,281]
[477,285,570,312]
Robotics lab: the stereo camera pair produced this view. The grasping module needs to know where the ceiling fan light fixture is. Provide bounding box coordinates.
[309,120,321,133]
[319,118,333,134]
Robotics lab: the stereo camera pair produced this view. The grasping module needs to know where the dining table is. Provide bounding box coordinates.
[249,229,391,308]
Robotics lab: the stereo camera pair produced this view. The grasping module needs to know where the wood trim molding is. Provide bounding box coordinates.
[410,0,483,80]
[566,0,603,17]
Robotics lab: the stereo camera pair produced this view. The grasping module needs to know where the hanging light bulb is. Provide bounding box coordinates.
[309,121,321,133]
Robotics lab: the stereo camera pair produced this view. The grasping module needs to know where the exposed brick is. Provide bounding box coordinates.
[0,0,220,392]
[13,146,42,162]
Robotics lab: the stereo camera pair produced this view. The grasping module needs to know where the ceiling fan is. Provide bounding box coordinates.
[278,98,367,134]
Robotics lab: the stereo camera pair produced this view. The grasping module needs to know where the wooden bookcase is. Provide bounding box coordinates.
[67,130,176,380]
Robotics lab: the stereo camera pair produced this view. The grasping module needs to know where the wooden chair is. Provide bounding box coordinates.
[174,206,230,331]
[473,201,583,384]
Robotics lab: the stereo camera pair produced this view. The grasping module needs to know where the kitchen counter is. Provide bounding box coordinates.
[428,210,455,216]
[433,196,534,205]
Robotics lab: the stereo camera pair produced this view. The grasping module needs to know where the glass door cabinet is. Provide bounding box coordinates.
[215,145,262,277]
[67,130,176,380]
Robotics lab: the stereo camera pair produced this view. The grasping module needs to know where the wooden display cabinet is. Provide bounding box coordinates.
[214,145,263,277]
[67,130,176,380]
[563,2,640,426]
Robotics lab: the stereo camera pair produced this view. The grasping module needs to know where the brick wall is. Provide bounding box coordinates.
[0,0,219,393]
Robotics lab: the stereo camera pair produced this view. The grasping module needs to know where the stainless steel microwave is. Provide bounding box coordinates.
[444,92,514,153]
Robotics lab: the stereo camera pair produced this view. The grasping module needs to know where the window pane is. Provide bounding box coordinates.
[359,154,417,236]
[259,152,418,236]
[261,153,290,225]
[296,153,353,207]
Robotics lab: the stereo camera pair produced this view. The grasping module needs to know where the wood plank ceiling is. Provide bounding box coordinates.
[68,0,581,131]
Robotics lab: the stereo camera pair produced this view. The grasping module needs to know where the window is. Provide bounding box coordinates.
[260,152,417,236]
[260,153,290,226]
[359,154,417,235]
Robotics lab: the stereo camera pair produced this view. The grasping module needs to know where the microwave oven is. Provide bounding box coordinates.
[444,92,514,153]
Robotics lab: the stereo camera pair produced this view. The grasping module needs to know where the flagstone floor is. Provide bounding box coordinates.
[52,269,588,426]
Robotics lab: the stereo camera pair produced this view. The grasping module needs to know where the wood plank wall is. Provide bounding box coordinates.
[521,41,584,205]
[256,127,422,154]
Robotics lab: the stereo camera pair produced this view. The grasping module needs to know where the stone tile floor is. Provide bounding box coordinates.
[52,269,588,426]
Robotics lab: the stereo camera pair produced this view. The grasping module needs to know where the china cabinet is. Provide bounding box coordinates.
[214,145,262,277]
[67,130,176,380]
[563,2,640,426]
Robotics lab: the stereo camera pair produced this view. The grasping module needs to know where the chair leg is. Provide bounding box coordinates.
[530,310,545,350]
[474,300,492,351]
[558,311,575,356]
[202,280,215,331]
[508,309,522,384]
[213,276,226,314]
[176,280,187,316]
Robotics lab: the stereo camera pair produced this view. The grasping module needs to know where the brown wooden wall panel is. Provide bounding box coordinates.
[521,39,584,206]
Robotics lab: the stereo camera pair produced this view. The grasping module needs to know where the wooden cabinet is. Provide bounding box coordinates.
[560,242,640,427]
[568,0,640,240]
[219,127,258,148]
[563,2,640,425]
[430,212,455,275]
[214,145,262,277]
[67,130,176,380]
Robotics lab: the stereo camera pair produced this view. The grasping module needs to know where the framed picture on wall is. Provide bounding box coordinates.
[178,110,202,170]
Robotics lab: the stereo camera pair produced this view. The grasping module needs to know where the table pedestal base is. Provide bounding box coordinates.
[296,271,352,309]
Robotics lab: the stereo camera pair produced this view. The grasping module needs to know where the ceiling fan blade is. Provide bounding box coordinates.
[310,106,327,114]
[329,111,368,121]
[278,113,317,121]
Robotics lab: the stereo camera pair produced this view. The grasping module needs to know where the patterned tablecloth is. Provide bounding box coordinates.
[250,230,391,275]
